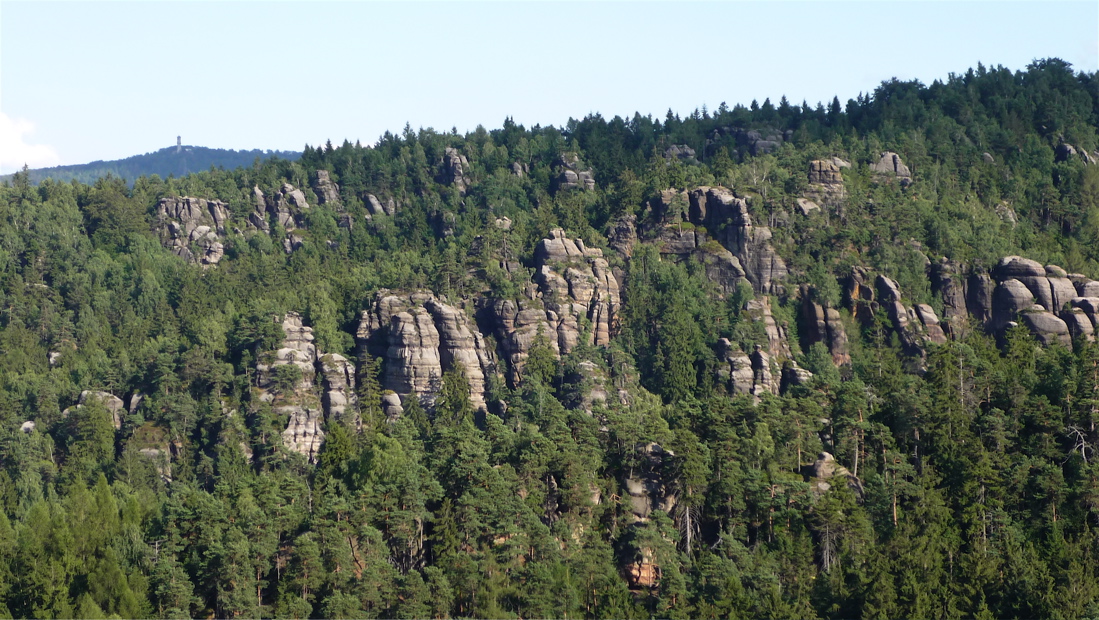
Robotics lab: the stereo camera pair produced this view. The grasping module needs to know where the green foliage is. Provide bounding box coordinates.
[0,59,1095,619]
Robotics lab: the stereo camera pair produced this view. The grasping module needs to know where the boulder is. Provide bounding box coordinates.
[62,391,126,431]
[1061,308,1095,341]
[796,198,820,215]
[1019,309,1072,347]
[991,279,1035,331]
[994,256,1046,280]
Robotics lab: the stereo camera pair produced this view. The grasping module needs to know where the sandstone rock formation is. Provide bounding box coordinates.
[555,153,595,192]
[804,159,847,207]
[623,442,677,523]
[155,196,229,266]
[312,170,341,205]
[357,292,495,412]
[62,390,126,430]
[442,148,471,194]
[870,151,913,186]
[685,186,787,294]
[802,292,851,366]
[664,144,696,162]
[254,313,326,462]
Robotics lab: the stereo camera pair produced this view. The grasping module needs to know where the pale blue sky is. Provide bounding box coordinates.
[2,1,1097,173]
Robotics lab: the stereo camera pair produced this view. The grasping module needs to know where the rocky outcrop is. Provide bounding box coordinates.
[874,275,946,355]
[247,186,271,233]
[664,144,696,162]
[714,297,798,399]
[870,151,913,186]
[357,292,494,412]
[475,229,622,386]
[804,159,846,207]
[802,293,851,366]
[534,228,621,348]
[716,339,762,397]
[685,186,787,294]
[155,196,229,266]
[364,193,397,218]
[554,153,595,192]
[608,214,638,258]
[254,313,325,462]
[62,390,125,430]
[1019,306,1072,347]
[442,148,471,194]
[312,170,341,206]
[809,451,863,496]
[623,442,677,523]
[319,354,357,427]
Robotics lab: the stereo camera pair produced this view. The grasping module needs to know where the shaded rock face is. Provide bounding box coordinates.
[716,338,763,397]
[712,126,791,156]
[476,229,622,386]
[319,353,357,427]
[312,170,341,206]
[62,390,126,430]
[623,442,677,523]
[608,214,638,258]
[442,148,471,194]
[664,144,696,162]
[802,293,851,366]
[870,151,913,186]
[357,292,494,412]
[248,186,271,233]
[364,193,397,218]
[873,274,947,358]
[555,153,595,192]
[714,297,798,399]
[685,186,787,294]
[253,313,334,462]
[155,196,229,266]
[805,159,847,207]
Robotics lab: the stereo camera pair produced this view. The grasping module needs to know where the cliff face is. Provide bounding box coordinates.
[357,292,494,412]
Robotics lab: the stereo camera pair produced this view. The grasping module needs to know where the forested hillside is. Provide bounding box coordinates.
[2,145,301,186]
[2,59,1099,619]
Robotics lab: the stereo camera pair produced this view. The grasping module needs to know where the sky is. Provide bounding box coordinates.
[1,1,1097,174]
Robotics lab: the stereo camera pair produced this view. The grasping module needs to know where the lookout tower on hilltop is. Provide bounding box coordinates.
[176,136,181,153]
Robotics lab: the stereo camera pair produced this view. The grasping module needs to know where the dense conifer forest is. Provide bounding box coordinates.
[1,59,1098,619]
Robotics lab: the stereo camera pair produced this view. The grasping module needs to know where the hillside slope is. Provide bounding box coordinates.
[1,59,1098,619]
[3,144,300,185]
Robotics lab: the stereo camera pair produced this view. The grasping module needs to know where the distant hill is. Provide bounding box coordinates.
[3,144,301,185]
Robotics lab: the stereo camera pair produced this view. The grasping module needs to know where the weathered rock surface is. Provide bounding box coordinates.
[870,151,913,186]
[254,313,325,462]
[804,159,846,206]
[312,170,341,205]
[664,144,696,162]
[155,196,229,266]
[623,443,677,523]
[555,153,595,192]
[62,390,126,430]
[686,186,787,294]
[442,148,471,194]
[319,353,357,426]
[608,214,638,258]
[1019,307,1072,347]
[358,292,494,412]
[802,293,851,366]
